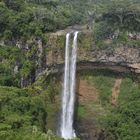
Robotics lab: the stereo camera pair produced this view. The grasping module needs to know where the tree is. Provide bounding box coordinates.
[3,0,25,11]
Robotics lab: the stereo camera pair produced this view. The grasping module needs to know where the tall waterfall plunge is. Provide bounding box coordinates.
[60,31,78,139]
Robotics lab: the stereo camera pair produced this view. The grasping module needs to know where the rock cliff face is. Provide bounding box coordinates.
[43,30,140,78]
[3,28,140,139]
[36,30,140,140]
[33,29,140,140]
[1,25,140,87]
[1,25,140,139]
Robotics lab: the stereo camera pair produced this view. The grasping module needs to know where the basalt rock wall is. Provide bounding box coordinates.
[42,30,140,78]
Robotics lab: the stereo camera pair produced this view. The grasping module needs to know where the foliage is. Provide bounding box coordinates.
[94,0,140,48]
[101,78,140,140]
[0,44,38,87]
[0,86,48,139]
[79,69,116,106]
[0,45,20,86]
[79,70,140,139]
[0,0,94,40]
[0,0,140,139]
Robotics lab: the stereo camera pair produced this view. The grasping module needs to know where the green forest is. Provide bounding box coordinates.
[0,0,140,140]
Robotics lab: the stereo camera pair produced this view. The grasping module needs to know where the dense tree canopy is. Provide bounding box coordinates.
[0,0,93,40]
[93,0,140,47]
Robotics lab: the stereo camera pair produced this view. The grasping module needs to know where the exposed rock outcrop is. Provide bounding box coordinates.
[44,31,140,77]
[34,30,140,140]
[111,78,122,106]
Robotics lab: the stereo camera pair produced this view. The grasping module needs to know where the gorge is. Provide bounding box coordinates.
[0,0,140,140]
[35,29,140,140]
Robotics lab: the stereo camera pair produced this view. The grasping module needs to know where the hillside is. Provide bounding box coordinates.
[0,0,140,140]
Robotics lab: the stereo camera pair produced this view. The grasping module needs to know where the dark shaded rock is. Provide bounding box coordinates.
[75,119,104,140]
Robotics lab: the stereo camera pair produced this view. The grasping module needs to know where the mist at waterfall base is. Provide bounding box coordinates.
[60,32,78,139]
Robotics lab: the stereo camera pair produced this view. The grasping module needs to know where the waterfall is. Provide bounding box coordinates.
[60,31,78,139]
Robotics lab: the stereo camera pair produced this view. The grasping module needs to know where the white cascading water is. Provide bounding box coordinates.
[60,31,78,139]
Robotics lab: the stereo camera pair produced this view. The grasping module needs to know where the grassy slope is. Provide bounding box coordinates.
[77,70,140,140]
